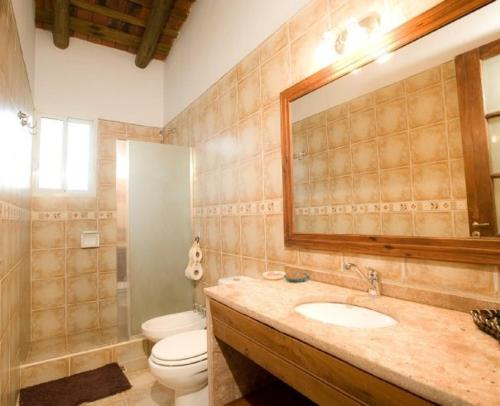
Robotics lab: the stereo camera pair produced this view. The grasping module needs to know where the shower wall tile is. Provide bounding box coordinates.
[164,0,499,313]
[0,0,34,403]
[30,120,162,349]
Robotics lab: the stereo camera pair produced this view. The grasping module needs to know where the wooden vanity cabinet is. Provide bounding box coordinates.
[209,299,434,406]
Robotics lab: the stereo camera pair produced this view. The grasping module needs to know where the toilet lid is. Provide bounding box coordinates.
[152,329,207,362]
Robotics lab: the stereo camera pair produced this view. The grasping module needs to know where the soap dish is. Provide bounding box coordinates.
[285,272,309,283]
[262,271,285,281]
[471,309,500,342]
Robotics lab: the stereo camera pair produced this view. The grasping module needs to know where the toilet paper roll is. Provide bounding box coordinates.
[188,246,203,262]
[185,263,203,281]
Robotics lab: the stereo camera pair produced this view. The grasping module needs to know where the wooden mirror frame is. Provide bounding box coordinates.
[280,0,500,265]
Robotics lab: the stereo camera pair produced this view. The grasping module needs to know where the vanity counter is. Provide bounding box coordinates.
[205,279,500,405]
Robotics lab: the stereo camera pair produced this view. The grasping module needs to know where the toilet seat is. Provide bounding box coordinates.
[151,329,207,367]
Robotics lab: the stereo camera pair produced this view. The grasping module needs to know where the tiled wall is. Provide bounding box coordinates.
[292,61,469,237]
[29,120,161,355]
[163,0,500,311]
[0,0,34,404]
[20,337,151,389]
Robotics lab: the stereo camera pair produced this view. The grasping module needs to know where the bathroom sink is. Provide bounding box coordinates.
[294,302,397,329]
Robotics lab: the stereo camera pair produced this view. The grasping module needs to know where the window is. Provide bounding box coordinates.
[37,116,95,194]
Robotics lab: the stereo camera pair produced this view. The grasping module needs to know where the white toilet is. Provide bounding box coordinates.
[141,310,206,342]
[148,329,208,406]
[145,276,252,406]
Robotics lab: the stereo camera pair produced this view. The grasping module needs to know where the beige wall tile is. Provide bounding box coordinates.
[31,249,65,280]
[450,159,467,199]
[299,250,340,270]
[221,254,242,277]
[349,93,374,113]
[263,150,283,199]
[238,158,263,202]
[289,0,328,41]
[238,112,262,160]
[265,215,297,264]
[241,216,265,258]
[407,85,445,128]
[405,66,441,93]
[328,146,351,177]
[413,162,450,200]
[202,250,222,286]
[414,212,453,237]
[260,24,289,62]
[330,176,352,204]
[410,123,448,164]
[376,98,407,136]
[380,168,412,202]
[32,221,65,249]
[67,302,99,334]
[447,118,463,159]
[66,197,97,211]
[327,118,350,148]
[381,213,413,236]
[220,167,239,204]
[241,258,266,278]
[375,82,404,103]
[308,125,327,154]
[310,180,330,206]
[351,140,378,173]
[237,48,260,80]
[444,78,459,118]
[219,87,238,131]
[350,108,376,142]
[99,272,117,299]
[98,246,117,273]
[262,102,281,152]
[290,18,329,82]
[32,279,65,310]
[67,248,98,275]
[221,216,240,255]
[98,136,116,160]
[353,173,379,203]
[32,308,65,340]
[98,185,116,211]
[32,196,66,212]
[405,260,496,295]
[331,213,353,234]
[67,274,97,304]
[67,220,98,248]
[99,160,116,186]
[70,349,111,374]
[326,103,348,122]
[21,359,68,388]
[238,69,261,119]
[354,213,381,235]
[377,133,410,169]
[99,219,117,245]
[99,299,118,328]
[261,48,291,105]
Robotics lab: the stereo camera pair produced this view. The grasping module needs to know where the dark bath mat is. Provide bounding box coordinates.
[20,362,132,406]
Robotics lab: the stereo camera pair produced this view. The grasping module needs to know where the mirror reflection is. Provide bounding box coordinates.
[289,8,500,238]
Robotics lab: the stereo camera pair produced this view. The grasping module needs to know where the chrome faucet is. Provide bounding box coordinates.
[343,262,381,296]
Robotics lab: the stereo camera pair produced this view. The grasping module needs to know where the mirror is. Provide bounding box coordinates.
[281,0,500,264]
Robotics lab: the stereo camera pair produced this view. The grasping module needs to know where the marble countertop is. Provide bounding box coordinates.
[205,279,500,406]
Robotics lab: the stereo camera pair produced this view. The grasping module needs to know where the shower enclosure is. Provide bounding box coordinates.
[116,140,193,338]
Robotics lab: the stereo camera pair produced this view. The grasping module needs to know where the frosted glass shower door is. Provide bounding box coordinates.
[128,141,192,335]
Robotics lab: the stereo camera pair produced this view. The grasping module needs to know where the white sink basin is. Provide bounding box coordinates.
[294,302,397,329]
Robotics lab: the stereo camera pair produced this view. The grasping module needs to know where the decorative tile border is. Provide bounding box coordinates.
[0,201,30,220]
[193,199,283,217]
[31,210,117,221]
[294,200,468,216]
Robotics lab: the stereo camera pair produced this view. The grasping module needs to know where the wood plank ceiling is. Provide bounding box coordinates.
[35,0,195,68]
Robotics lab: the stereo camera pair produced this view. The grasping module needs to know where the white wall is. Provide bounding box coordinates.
[12,0,36,89]
[35,30,164,127]
[162,0,311,124]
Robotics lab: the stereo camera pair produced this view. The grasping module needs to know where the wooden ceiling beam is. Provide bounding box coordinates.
[135,0,173,68]
[68,0,179,38]
[37,9,171,54]
[53,0,70,48]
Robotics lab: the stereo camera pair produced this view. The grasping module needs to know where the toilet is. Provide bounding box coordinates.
[146,276,252,405]
[141,310,206,342]
[148,329,208,406]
